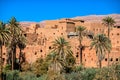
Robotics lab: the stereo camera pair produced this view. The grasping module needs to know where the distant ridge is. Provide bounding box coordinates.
[20,14,120,26]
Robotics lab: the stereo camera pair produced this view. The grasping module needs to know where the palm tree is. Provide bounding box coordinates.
[102,16,115,68]
[76,26,86,65]
[8,17,22,70]
[90,34,112,68]
[17,34,26,71]
[50,37,73,72]
[0,21,10,80]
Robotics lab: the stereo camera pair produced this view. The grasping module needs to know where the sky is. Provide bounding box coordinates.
[0,0,120,22]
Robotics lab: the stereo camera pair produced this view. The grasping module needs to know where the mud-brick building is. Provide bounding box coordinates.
[2,15,120,68]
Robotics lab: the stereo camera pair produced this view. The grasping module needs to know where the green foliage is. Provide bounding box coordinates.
[80,68,96,80]
[65,72,81,80]
[65,68,96,80]
[19,72,37,80]
[3,64,11,71]
[32,58,49,76]
[4,70,20,80]
[47,69,65,80]
[73,65,84,72]
[21,61,31,71]
[36,75,47,80]
[90,34,112,68]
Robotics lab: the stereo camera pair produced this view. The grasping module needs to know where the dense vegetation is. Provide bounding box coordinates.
[0,16,120,80]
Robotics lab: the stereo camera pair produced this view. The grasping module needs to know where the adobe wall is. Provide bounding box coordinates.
[2,18,120,68]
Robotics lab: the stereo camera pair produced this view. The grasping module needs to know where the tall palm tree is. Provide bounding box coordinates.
[17,34,26,71]
[0,21,10,80]
[8,17,22,70]
[102,16,115,68]
[76,26,86,65]
[90,34,112,68]
[50,37,73,72]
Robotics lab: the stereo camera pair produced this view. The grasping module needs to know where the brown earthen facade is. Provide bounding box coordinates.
[2,17,120,68]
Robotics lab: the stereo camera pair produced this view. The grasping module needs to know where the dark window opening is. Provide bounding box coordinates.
[85,59,86,61]
[80,20,84,23]
[110,58,113,61]
[84,54,85,57]
[49,46,52,49]
[41,55,43,58]
[3,53,5,55]
[40,50,43,52]
[24,34,27,37]
[117,26,120,28]
[61,33,63,35]
[117,41,119,43]
[117,33,119,35]
[2,58,5,62]
[116,58,118,61]
[53,33,55,35]
[91,58,93,61]
[105,58,107,61]
[76,52,79,54]
[35,52,37,55]
[62,27,63,29]
[76,55,79,58]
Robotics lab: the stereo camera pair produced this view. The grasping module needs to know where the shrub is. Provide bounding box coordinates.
[65,72,81,80]
[19,71,37,80]
[80,68,96,80]
[4,70,20,80]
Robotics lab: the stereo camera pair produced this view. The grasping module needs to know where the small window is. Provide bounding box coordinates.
[85,59,86,61]
[61,33,63,35]
[41,55,43,58]
[110,58,113,61]
[53,33,55,35]
[76,55,79,58]
[84,54,85,57]
[3,53,5,55]
[49,46,52,49]
[117,33,119,35]
[24,34,27,37]
[40,50,43,52]
[76,52,79,54]
[111,33,113,35]
[2,58,5,62]
[116,58,118,61]
[105,58,107,61]
[91,58,93,61]
[99,29,101,31]
[62,26,63,29]
[117,41,119,43]
[35,52,37,55]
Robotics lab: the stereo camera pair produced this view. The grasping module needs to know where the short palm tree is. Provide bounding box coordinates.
[90,34,112,68]
[8,17,22,70]
[102,16,115,68]
[76,26,86,65]
[50,37,73,72]
[0,21,10,79]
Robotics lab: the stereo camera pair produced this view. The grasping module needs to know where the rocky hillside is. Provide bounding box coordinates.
[73,14,120,25]
[20,14,120,27]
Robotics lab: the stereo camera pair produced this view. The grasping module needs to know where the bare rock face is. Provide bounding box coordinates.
[72,14,120,26]
[20,14,120,27]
